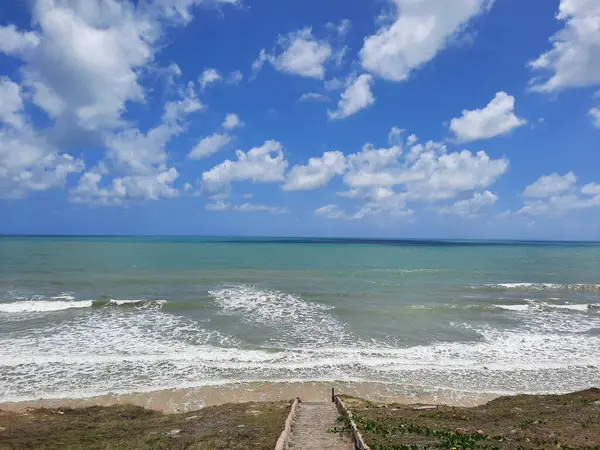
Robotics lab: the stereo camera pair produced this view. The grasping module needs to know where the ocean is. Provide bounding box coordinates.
[1,236,600,406]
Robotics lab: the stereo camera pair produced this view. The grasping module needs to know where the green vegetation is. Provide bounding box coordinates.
[332,389,600,449]
[0,402,291,450]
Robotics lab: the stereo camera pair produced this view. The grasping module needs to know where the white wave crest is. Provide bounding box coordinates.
[108,299,166,309]
[209,285,349,346]
[494,304,531,312]
[0,300,93,313]
[494,302,598,314]
[482,283,600,292]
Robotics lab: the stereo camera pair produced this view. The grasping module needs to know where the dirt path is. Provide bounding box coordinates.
[288,402,354,450]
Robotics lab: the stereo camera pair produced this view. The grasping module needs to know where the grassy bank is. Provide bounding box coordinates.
[335,389,600,449]
[0,401,290,450]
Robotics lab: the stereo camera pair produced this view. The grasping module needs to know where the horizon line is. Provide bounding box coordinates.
[0,234,599,244]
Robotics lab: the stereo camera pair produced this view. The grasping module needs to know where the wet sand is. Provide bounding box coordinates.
[0,381,499,413]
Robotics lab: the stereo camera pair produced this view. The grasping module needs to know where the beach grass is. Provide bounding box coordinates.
[333,389,600,449]
[0,401,291,450]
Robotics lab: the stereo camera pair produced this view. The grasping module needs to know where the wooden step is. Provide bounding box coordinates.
[287,402,353,450]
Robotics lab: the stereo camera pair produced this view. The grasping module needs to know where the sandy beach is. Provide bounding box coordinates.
[0,381,499,413]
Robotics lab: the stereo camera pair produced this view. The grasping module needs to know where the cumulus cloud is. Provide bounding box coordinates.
[590,107,600,128]
[314,204,348,220]
[283,151,346,191]
[334,128,508,218]
[582,183,600,196]
[449,92,527,142]
[226,71,243,85]
[222,113,243,130]
[201,140,288,197]
[189,133,231,159]
[0,24,40,56]
[74,82,201,204]
[519,172,600,215]
[328,74,375,120]
[529,0,600,92]
[0,125,84,198]
[523,172,577,198]
[326,19,351,37]
[438,190,498,216]
[71,167,179,205]
[199,68,222,90]
[298,92,330,102]
[360,0,493,81]
[253,28,332,79]
[19,0,158,133]
[0,77,25,128]
[106,83,202,174]
[206,201,289,214]
[153,0,240,24]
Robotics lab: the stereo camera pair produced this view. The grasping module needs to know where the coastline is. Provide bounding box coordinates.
[0,381,500,413]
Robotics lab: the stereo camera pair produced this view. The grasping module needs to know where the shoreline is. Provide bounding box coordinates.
[0,381,502,413]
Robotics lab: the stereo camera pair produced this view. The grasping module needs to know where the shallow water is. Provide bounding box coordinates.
[1,237,599,403]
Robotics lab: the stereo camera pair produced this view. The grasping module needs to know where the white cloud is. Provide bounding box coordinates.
[529,0,600,92]
[360,0,493,81]
[324,77,346,91]
[222,113,243,130]
[523,172,577,198]
[582,183,600,195]
[0,125,83,198]
[2,0,232,138]
[183,182,193,192]
[519,172,600,215]
[206,201,289,214]
[0,78,25,128]
[326,19,351,37]
[226,71,243,85]
[0,24,40,56]
[449,92,527,142]
[340,128,508,216]
[154,0,239,24]
[199,68,222,90]
[20,0,157,132]
[71,167,179,205]
[189,133,231,159]
[201,140,288,197]
[343,143,404,188]
[253,28,332,79]
[519,194,590,216]
[438,190,498,216]
[314,204,348,219]
[298,92,330,102]
[234,203,289,214]
[206,200,230,211]
[328,74,375,120]
[339,187,413,219]
[388,126,404,145]
[403,149,509,201]
[590,107,600,128]
[106,83,202,174]
[283,151,346,191]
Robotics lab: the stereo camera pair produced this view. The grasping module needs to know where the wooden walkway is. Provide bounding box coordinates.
[287,402,354,450]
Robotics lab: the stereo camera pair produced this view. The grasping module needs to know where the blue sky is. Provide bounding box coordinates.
[0,0,599,239]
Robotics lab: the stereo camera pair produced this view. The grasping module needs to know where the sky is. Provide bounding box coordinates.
[0,0,599,239]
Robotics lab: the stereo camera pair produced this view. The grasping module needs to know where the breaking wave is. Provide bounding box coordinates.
[477,283,600,292]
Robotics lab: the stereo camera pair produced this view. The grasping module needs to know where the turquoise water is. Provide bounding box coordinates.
[1,237,600,402]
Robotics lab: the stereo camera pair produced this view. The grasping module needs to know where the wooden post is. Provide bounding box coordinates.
[331,387,335,403]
